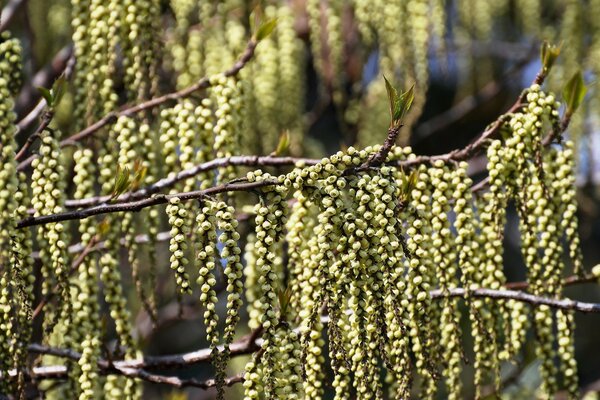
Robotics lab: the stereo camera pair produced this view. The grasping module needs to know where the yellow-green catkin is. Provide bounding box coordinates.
[0,71,20,264]
[0,42,26,395]
[166,197,193,294]
[9,174,35,398]
[0,31,23,96]
[121,0,161,102]
[213,201,244,398]
[212,75,242,184]
[556,309,578,398]
[72,148,102,400]
[556,141,584,275]
[113,116,156,323]
[72,0,119,124]
[516,0,542,37]
[195,202,220,356]
[100,245,140,399]
[243,232,262,330]
[0,273,14,394]
[403,164,437,392]
[244,186,288,399]
[0,72,21,383]
[432,161,463,400]
[276,4,305,150]
[30,130,70,323]
[272,327,304,399]
[402,0,430,138]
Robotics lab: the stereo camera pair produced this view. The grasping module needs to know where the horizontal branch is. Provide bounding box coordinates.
[17,180,276,229]
[63,155,319,209]
[430,287,600,313]
[16,38,259,171]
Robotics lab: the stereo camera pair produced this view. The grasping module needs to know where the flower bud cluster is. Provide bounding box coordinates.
[0,32,23,96]
[31,131,70,322]
[195,202,220,349]
[71,148,101,398]
[212,76,242,184]
[166,197,192,294]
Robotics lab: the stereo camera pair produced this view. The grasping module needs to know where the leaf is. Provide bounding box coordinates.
[396,84,415,123]
[383,75,399,125]
[255,18,277,41]
[398,169,417,203]
[562,70,586,115]
[51,74,66,107]
[111,164,131,199]
[131,159,147,190]
[383,77,415,128]
[249,6,263,34]
[97,218,111,237]
[277,287,292,317]
[37,86,53,107]
[272,131,290,156]
[540,41,561,73]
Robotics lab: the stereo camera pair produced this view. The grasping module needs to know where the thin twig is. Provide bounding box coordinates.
[14,109,53,161]
[62,155,319,209]
[0,0,28,32]
[429,287,600,313]
[505,274,598,291]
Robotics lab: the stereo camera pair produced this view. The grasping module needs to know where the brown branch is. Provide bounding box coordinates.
[16,38,258,171]
[14,109,53,161]
[505,274,598,291]
[0,0,28,32]
[429,287,600,313]
[63,155,319,209]
[17,180,276,229]
[19,329,261,380]
[365,124,402,167]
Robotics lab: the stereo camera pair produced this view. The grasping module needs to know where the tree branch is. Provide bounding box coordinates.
[429,287,600,313]
[17,180,276,229]
[63,155,319,209]
[0,0,28,32]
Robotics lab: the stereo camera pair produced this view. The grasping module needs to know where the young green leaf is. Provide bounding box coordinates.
[255,18,278,41]
[540,41,561,74]
[111,164,131,199]
[51,74,66,107]
[37,86,53,107]
[277,286,292,318]
[271,131,290,156]
[396,84,415,122]
[131,159,148,190]
[562,70,586,115]
[97,218,111,237]
[383,75,399,126]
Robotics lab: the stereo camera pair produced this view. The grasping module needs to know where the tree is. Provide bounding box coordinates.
[1,0,600,399]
